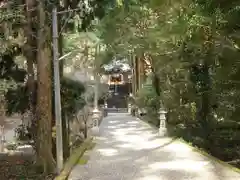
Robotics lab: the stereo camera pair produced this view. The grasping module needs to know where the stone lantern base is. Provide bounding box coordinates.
[158,127,167,137]
[91,108,100,138]
[158,108,168,137]
[92,108,101,123]
[127,103,131,114]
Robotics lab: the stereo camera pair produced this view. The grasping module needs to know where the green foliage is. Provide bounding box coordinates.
[5,85,29,115]
[15,124,31,141]
[135,84,160,124]
[60,0,116,32]
[135,85,159,109]
[98,0,240,166]
[0,46,26,82]
[6,77,86,119]
[0,46,28,116]
[61,78,86,119]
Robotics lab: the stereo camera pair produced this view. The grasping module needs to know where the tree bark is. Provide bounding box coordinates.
[24,0,37,145]
[62,114,70,161]
[36,1,55,173]
[149,56,161,96]
[135,56,139,92]
[0,93,6,152]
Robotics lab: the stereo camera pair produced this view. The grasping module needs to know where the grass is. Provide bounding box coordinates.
[87,142,96,151]
[77,155,90,165]
[54,138,93,180]
[77,141,96,165]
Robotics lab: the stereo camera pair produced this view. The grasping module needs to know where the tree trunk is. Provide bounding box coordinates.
[149,56,161,96]
[0,92,6,152]
[152,73,161,96]
[36,1,55,173]
[198,62,212,150]
[62,113,70,161]
[24,0,37,145]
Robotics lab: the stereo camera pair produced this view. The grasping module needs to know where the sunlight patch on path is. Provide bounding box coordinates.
[97,148,119,156]
[68,113,240,180]
[149,160,210,171]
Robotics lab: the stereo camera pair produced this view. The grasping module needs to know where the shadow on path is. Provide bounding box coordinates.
[68,113,240,180]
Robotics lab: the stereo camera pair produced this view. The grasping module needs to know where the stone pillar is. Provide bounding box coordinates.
[0,126,5,152]
[131,104,136,116]
[91,108,100,138]
[128,103,132,114]
[137,108,141,117]
[104,101,108,109]
[158,108,167,137]
[142,108,146,116]
[104,102,108,117]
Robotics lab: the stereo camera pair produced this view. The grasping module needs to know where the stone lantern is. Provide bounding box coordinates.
[91,108,100,138]
[104,102,108,109]
[158,108,167,137]
[128,103,132,114]
[127,93,133,114]
[103,102,108,117]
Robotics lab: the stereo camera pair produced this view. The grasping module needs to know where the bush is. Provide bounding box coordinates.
[5,78,86,119]
[60,78,86,119]
[5,85,29,115]
[134,85,160,124]
[15,124,31,141]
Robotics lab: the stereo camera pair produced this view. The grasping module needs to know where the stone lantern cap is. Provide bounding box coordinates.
[92,108,100,113]
[92,108,101,119]
[158,108,167,114]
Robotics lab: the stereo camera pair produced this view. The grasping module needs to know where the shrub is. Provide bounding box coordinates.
[60,78,86,119]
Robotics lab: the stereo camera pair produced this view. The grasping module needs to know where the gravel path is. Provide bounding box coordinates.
[68,113,240,180]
